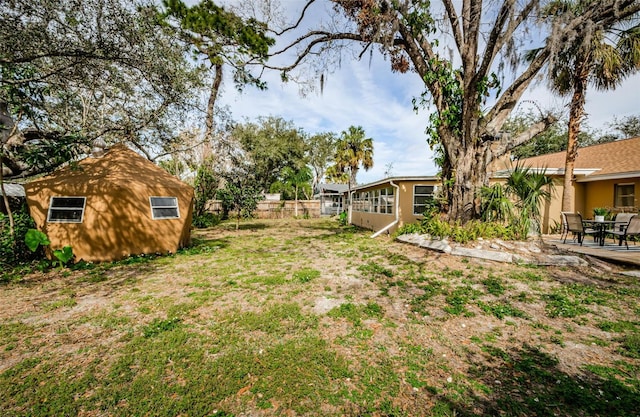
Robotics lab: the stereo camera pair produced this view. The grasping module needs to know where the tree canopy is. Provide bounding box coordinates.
[305,132,338,194]
[331,125,374,192]
[0,0,201,178]
[232,116,307,193]
[157,0,274,144]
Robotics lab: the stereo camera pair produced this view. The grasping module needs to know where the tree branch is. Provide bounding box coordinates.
[265,31,366,72]
[477,0,515,80]
[442,0,463,52]
[493,113,558,158]
[271,0,318,36]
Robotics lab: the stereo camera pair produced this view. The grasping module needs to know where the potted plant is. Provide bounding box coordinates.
[593,207,608,222]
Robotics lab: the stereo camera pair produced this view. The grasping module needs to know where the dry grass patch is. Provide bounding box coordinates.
[1,218,639,416]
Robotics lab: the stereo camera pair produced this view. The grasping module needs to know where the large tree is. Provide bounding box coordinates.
[269,0,640,222]
[0,0,200,178]
[232,116,307,192]
[305,131,338,195]
[543,0,640,212]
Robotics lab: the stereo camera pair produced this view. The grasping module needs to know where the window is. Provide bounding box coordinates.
[413,185,435,215]
[150,196,180,219]
[615,184,635,208]
[47,197,86,223]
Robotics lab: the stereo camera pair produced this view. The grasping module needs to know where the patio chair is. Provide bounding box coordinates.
[607,216,640,249]
[605,213,636,243]
[563,212,598,245]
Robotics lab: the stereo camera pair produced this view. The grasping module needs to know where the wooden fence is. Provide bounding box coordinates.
[205,200,322,219]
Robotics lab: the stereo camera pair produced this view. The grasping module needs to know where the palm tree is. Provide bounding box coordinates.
[545,2,640,212]
[332,126,374,205]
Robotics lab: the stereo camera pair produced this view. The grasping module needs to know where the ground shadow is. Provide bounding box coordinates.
[439,344,639,416]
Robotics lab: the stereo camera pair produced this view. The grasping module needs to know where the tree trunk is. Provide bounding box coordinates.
[0,101,18,242]
[561,61,589,213]
[204,63,223,159]
[294,184,299,217]
[441,128,492,222]
[0,154,16,242]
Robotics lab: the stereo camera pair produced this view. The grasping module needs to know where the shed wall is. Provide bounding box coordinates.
[25,180,193,262]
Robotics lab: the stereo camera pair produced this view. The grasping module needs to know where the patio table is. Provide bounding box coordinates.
[582,219,616,246]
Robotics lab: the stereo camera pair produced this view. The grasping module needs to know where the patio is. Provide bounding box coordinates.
[549,235,640,267]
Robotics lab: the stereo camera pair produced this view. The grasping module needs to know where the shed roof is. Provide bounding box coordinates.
[26,144,187,191]
[517,136,640,181]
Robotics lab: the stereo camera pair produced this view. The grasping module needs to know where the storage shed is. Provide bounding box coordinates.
[24,144,194,262]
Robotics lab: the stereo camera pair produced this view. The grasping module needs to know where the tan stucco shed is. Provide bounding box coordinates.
[24,144,194,262]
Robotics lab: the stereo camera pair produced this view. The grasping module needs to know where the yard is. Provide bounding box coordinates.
[1,218,639,416]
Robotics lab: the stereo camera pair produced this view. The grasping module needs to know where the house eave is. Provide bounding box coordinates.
[576,171,640,183]
[351,176,440,192]
[492,168,600,178]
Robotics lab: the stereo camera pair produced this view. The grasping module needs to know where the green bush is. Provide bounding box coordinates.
[0,211,39,267]
[395,217,516,243]
[192,212,221,228]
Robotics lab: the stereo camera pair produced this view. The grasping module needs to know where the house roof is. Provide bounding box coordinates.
[352,176,440,192]
[2,183,25,197]
[317,183,349,194]
[516,136,640,182]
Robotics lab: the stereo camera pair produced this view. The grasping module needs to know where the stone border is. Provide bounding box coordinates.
[396,233,588,267]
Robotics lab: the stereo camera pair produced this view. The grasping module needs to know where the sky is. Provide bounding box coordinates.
[217,1,640,185]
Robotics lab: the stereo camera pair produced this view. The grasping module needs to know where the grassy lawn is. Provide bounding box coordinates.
[1,218,639,416]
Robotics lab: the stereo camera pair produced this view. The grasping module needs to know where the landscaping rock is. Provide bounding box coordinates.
[450,247,513,263]
[397,233,591,267]
[418,239,452,254]
[530,255,588,267]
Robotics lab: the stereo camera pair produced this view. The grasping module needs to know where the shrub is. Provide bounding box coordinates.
[0,211,39,267]
[395,216,516,243]
[192,212,221,228]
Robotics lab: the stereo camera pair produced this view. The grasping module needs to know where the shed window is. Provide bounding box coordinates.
[150,196,180,219]
[413,185,435,215]
[47,197,86,223]
[614,184,635,208]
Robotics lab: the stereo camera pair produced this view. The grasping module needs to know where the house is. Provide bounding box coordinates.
[24,144,194,262]
[316,183,349,216]
[516,136,640,232]
[348,176,439,235]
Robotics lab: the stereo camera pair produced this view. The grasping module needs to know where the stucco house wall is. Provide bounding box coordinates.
[349,177,439,234]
